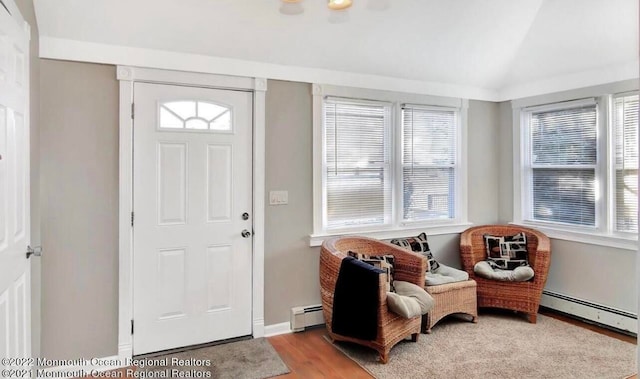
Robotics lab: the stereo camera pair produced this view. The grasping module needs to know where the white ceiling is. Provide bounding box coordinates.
[32,0,639,100]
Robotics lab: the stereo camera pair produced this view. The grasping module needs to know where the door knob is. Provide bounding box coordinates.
[241,230,252,238]
[26,245,42,259]
[242,212,250,220]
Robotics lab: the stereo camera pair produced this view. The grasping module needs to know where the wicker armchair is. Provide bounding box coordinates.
[460,225,551,323]
[320,236,426,363]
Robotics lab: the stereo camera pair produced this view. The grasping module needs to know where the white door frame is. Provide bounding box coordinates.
[116,66,266,359]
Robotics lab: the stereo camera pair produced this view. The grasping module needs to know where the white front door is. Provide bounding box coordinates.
[0,1,31,369]
[133,82,253,355]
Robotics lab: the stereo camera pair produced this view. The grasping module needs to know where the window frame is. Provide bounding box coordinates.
[513,88,638,251]
[399,103,462,226]
[322,96,394,230]
[310,84,469,246]
[520,98,602,229]
[610,91,639,235]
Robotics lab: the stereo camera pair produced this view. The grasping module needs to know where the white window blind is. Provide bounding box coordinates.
[614,94,639,232]
[529,103,597,226]
[402,106,457,222]
[323,98,391,230]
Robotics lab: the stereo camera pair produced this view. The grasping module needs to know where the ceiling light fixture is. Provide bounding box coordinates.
[280,0,304,15]
[328,0,352,11]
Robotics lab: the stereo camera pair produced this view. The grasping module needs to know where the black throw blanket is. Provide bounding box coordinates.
[332,256,383,341]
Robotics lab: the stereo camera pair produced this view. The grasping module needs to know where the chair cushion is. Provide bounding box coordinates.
[394,280,435,314]
[387,281,435,318]
[425,263,469,286]
[390,233,440,273]
[348,251,394,292]
[474,260,535,282]
[386,293,422,319]
[483,232,530,270]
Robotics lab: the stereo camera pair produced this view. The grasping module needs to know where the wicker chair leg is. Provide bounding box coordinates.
[411,333,419,342]
[527,313,538,324]
[421,314,430,334]
[379,350,389,364]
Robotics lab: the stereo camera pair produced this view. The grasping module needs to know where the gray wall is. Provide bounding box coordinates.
[467,100,500,226]
[15,0,41,361]
[264,81,318,324]
[39,60,119,359]
[497,91,637,314]
[497,101,514,223]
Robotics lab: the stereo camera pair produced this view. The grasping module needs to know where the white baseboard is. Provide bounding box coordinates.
[118,343,132,361]
[253,318,266,338]
[264,322,292,337]
[36,355,127,378]
[541,290,637,334]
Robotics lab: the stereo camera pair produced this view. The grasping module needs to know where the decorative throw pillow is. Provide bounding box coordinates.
[474,261,535,282]
[483,232,529,270]
[386,292,422,319]
[390,233,440,273]
[348,251,395,292]
[393,281,435,314]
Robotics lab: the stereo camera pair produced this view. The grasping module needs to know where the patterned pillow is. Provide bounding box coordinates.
[348,251,395,292]
[483,232,530,270]
[390,233,440,273]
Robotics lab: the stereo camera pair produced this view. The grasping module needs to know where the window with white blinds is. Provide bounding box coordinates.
[528,103,597,226]
[402,106,457,222]
[323,98,392,229]
[519,92,639,243]
[613,93,639,233]
[318,96,463,234]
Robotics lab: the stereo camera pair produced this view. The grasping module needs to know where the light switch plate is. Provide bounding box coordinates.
[269,190,289,205]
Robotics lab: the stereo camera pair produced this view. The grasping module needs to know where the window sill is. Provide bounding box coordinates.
[309,222,473,247]
[510,221,638,251]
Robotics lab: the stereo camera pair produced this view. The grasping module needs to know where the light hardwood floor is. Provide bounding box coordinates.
[81,309,636,379]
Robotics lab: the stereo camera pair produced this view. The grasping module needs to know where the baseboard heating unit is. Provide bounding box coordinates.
[541,290,637,334]
[290,304,325,332]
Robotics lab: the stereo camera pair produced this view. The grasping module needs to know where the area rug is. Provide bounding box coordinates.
[138,338,290,379]
[331,313,636,379]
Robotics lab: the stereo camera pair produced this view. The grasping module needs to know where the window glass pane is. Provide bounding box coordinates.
[616,170,638,232]
[527,103,597,227]
[159,101,232,131]
[402,107,456,222]
[403,167,454,221]
[532,168,595,226]
[324,99,391,229]
[185,118,208,130]
[198,102,227,121]
[531,106,597,165]
[160,107,184,129]
[614,94,639,232]
[403,108,456,165]
[165,101,196,120]
[210,111,231,131]
[327,172,386,228]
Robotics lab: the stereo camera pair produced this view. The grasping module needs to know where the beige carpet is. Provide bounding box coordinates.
[332,313,636,379]
[139,338,290,379]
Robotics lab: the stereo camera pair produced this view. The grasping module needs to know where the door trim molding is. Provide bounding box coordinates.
[116,66,266,359]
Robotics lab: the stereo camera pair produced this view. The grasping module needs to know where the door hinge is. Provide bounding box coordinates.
[131,212,134,227]
[131,320,134,335]
[131,103,135,120]
[0,1,11,16]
